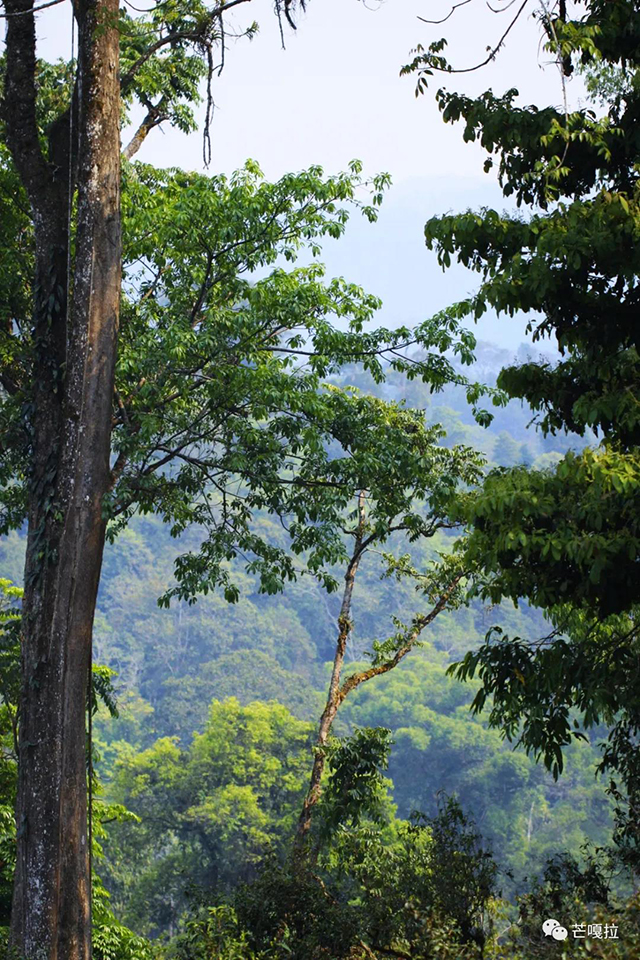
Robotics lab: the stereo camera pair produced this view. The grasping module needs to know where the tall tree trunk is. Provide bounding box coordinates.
[295,492,366,853]
[5,2,121,957]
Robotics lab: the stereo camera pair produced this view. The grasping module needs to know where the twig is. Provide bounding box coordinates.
[418,0,473,26]
[421,0,530,74]
[0,0,66,17]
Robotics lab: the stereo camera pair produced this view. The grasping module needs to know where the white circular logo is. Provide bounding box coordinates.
[542,918,568,940]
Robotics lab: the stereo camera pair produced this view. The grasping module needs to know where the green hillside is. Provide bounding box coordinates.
[0,344,612,941]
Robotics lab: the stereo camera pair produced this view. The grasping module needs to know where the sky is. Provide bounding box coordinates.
[22,0,588,349]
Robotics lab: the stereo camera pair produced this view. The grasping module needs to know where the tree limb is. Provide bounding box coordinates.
[295,491,366,850]
[123,96,170,160]
[417,0,473,26]
[120,0,253,94]
[0,0,65,18]
[337,575,465,702]
[415,0,530,76]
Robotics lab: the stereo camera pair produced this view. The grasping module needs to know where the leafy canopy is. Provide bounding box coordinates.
[401,1,640,613]
[1,140,495,607]
[402,0,640,868]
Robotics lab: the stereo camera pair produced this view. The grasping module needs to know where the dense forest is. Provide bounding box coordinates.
[1,354,612,929]
[1,1,640,958]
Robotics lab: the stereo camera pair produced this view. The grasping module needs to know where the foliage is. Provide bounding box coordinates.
[104,699,314,935]
[1,141,500,607]
[1,33,504,642]
[3,2,638,951]
[401,0,640,871]
[233,863,361,960]
[177,796,496,960]
[517,847,612,940]
[95,631,616,933]
[0,356,552,708]
[450,606,638,774]
[319,727,393,837]
[157,651,322,742]
[0,580,20,928]
[113,156,488,599]
[494,849,640,960]
[401,0,640,610]
[0,576,152,955]
[334,796,497,956]
[92,880,156,960]
[345,654,614,891]
[458,452,640,617]
[0,6,500,952]
[424,796,498,944]
[169,904,260,960]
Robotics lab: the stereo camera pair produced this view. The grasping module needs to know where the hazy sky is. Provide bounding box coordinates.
[17,0,587,349]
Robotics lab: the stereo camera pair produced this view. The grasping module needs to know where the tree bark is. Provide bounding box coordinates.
[5,2,122,957]
[122,96,169,161]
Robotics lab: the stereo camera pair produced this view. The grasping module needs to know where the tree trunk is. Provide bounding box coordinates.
[293,496,464,858]
[7,2,121,957]
[295,633,347,848]
[295,492,366,853]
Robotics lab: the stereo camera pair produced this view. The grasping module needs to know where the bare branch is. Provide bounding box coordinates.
[295,491,366,849]
[419,0,530,75]
[452,0,529,73]
[337,576,465,702]
[0,0,66,17]
[417,0,473,26]
[487,0,524,11]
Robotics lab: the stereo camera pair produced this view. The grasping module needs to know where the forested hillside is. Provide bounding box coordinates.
[2,1,640,958]
[0,349,612,940]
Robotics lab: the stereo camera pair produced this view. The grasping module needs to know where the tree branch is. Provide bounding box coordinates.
[337,576,464,702]
[123,95,170,160]
[445,0,529,74]
[415,0,530,76]
[120,0,253,94]
[417,0,472,26]
[295,491,366,850]
[190,249,215,325]
[0,371,20,396]
[0,0,66,17]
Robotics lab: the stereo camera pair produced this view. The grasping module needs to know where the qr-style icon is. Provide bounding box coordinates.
[542,918,568,941]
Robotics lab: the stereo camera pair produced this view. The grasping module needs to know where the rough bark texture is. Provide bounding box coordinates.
[4,2,122,957]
